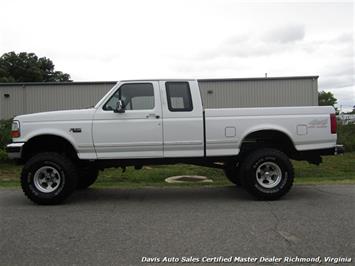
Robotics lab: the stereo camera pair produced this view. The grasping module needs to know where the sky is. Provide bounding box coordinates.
[0,0,354,111]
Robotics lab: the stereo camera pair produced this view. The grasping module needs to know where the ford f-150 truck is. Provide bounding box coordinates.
[6,79,343,204]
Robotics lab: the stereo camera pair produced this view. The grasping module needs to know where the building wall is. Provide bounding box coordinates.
[0,86,26,119]
[0,77,318,119]
[198,77,318,108]
[0,82,115,119]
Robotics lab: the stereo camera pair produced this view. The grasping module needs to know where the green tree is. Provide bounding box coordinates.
[318,91,337,106]
[0,51,71,82]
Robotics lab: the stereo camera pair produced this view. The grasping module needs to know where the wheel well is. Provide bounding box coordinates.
[239,130,296,157]
[22,135,78,162]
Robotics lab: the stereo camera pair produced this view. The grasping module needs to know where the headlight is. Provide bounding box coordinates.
[11,120,21,138]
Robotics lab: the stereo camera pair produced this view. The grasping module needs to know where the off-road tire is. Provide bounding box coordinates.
[21,152,78,205]
[240,148,294,200]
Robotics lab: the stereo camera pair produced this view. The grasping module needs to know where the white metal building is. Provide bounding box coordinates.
[0,76,318,120]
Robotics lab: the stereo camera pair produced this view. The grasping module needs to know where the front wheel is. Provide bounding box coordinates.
[240,148,294,200]
[21,152,78,205]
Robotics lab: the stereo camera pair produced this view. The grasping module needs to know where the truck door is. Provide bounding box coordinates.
[93,81,163,159]
[159,81,204,157]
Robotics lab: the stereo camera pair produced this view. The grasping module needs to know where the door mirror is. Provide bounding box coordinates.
[114,100,125,113]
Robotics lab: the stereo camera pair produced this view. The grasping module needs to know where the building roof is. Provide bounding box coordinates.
[0,76,319,86]
[0,81,117,86]
[198,76,319,82]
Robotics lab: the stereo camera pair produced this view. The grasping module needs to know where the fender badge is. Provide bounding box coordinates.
[69,128,82,133]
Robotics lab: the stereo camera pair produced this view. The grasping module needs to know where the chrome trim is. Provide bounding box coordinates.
[6,142,25,159]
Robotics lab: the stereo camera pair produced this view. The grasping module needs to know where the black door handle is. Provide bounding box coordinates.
[146,114,160,119]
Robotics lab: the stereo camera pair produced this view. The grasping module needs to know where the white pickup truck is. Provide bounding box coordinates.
[6,79,343,204]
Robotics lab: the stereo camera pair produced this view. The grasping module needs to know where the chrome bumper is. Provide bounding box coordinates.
[5,143,25,159]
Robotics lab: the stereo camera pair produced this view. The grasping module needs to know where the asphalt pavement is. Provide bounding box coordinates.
[0,185,354,266]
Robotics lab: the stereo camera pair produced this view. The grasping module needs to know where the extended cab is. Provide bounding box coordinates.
[6,79,343,204]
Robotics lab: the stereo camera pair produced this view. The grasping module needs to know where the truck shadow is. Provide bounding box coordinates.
[4,185,322,206]
[70,186,252,203]
[68,185,311,204]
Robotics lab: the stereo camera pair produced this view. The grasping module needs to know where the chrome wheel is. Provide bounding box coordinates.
[255,162,282,189]
[33,166,62,193]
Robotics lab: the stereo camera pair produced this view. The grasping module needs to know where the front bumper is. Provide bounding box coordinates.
[5,142,25,159]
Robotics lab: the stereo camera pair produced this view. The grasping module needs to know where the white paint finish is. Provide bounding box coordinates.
[93,81,163,159]
[225,127,236,137]
[13,109,97,159]
[205,114,241,156]
[159,80,204,157]
[297,125,308,135]
[205,106,336,156]
[205,106,334,116]
[14,108,96,122]
[19,121,96,159]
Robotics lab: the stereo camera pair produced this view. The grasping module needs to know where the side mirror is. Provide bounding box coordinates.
[114,100,125,113]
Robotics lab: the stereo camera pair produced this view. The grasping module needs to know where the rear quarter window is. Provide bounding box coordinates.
[165,82,193,112]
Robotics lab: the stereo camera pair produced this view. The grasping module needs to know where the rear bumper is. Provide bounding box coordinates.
[315,145,344,156]
[5,142,25,159]
[294,144,344,164]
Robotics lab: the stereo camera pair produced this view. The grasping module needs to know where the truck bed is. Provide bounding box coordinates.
[204,106,336,156]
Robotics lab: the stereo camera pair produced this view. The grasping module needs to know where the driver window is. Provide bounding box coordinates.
[104,83,154,111]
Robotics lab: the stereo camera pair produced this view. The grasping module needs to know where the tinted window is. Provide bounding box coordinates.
[166,82,193,112]
[104,83,154,111]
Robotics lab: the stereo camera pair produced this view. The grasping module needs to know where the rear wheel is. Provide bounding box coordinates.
[239,148,294,200]
[21,152,78,205]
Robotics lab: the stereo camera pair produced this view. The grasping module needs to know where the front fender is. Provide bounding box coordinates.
[19,128,78,151]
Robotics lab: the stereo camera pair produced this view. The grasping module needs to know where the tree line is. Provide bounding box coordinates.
[0,51,71,82]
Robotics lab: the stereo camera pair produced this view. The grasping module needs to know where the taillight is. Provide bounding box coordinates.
[11,120,21,138]
[330,114,337,134]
